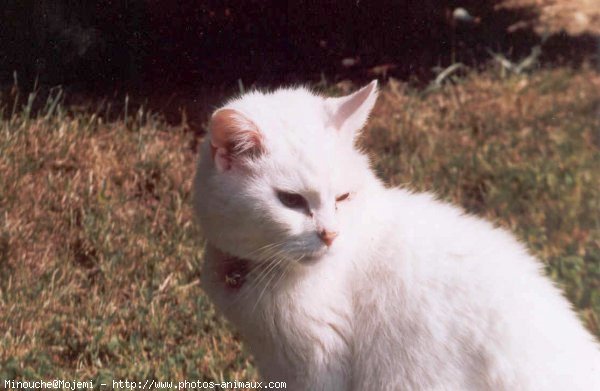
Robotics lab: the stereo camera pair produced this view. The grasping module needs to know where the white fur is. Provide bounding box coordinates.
[194,82,600,390]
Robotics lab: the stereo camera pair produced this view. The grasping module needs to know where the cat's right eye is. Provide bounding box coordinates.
[336,193,350,202]
[276,191,308,211]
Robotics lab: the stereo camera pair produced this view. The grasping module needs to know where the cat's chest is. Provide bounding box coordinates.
[258,265,351,343]
[241,261,354,386]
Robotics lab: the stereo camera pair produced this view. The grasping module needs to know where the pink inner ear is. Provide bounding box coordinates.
[209,109,263,170]
[327,80,378,135]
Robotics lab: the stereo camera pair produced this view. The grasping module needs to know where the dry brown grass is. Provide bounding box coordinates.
[1,65,599,383]
[502,0,600,35]
[0,103,257,382]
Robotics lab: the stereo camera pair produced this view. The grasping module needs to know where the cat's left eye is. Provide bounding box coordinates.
[336,193,350,202]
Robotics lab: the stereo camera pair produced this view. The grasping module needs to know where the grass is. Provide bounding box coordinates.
[1,65,598,386]
[502,0,600,35]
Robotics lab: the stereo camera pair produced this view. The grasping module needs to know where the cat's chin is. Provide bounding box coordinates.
[297,255,324,266]
[295,247,333,265]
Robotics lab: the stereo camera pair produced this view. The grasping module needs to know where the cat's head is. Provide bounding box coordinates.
[194,81,379,264]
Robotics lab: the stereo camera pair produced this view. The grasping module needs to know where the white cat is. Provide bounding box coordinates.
[193,81,600,390]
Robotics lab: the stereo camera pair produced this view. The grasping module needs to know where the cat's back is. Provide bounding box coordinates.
[352,188,600,390]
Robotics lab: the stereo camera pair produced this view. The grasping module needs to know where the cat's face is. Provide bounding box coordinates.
[194,82,379,264]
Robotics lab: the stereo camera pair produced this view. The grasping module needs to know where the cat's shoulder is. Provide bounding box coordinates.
[382,187,468,226]
[378,186,532,268]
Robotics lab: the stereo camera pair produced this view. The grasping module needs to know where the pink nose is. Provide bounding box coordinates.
[318,229,339,246]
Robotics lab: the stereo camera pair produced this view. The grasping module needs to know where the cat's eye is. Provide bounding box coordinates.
[277,191,308,210]
[336,193,350,202]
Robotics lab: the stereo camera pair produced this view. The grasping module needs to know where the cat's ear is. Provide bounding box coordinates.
[209,108,263,172]
[325,80,378,138]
